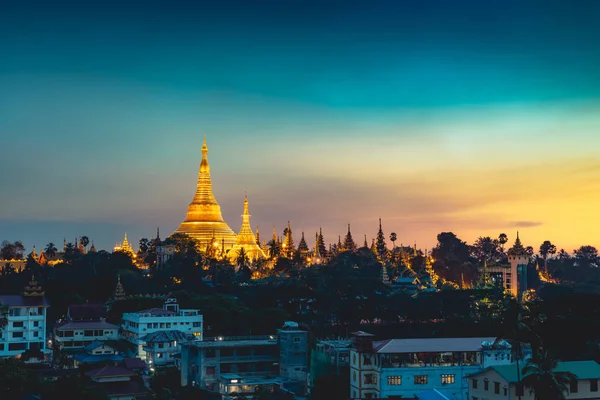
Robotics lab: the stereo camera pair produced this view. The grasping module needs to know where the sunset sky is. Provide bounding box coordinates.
[1,1,599,253]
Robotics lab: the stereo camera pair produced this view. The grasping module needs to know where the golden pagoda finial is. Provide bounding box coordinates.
[272,226,277,242]
[174,135,237,248]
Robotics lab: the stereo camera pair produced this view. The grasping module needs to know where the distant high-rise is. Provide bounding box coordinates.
[174,136,237,249]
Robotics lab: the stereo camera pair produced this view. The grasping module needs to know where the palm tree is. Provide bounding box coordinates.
[539,241,557,271]
[389,232,397,249]
[45,242,57,259]
[236,248,249,269]
[267,239,280,259]
[522,349,577,400]
[498,233,508,252]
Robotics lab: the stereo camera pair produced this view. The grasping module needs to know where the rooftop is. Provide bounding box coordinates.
[86,366,137,379]
[185,335,277,348]
[122,358,147,370]
[220,373,296,385]
[140,329,194,343]
[68,304,106,321]
[55,320,119,330]
[373,337,498,354]
[0,295,49,307]
[481,360,600,383]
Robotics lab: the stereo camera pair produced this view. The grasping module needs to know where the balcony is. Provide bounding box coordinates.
[218,355,278,363]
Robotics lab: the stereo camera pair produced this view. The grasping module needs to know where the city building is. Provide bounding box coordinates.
[180,334,280,391]
[218,373,301,400]
[54,304,119,351]
[468,361,600,400]
[0,277,50,359]
[72,341,124,367]
[140,330,194,367]
[180,321,309,396]
[310,339,352,391]
[278,321,309,382]
[85,366,152,399]
[483,233,529,298]
[121,297,202,359]
[174,135,238,252]
[349,331,531,400]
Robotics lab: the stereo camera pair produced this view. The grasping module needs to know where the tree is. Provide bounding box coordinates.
[80,236,90,252]
[498,233,508,252]
[472,236,502,264]
[0,358,39,400]
[574,245,599,267]
[539,241,557,271]
[521,349,577,400]
[432,232,473,284]
[389,232,397,249]
[267,239,280,259]
[45,242,57,259]
[0,240,25,260]
[236,248,250,269]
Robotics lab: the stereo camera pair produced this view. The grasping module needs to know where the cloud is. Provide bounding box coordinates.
[511,221,544,228]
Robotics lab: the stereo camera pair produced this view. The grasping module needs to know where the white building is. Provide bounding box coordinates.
[468,361,600,400]
[0,277,50,359]
[121,298,202,359]
[140,330,193,367]
[349,331,531,400]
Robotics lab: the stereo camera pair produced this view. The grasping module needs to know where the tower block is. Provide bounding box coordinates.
[506,232,529,298]
[174,136,237,248]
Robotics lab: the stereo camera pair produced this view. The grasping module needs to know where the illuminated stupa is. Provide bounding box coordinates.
[227,195,267,263]
[174,136,237,249]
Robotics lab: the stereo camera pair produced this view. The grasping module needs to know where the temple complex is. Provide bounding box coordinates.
[174,136,237,250]
[227,195,267,263]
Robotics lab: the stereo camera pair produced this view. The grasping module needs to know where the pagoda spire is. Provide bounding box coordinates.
[227,194,266,262]
[113,274,126,301]
[363,234,368,248]
[23,275,44,297]
[298,231,309,256]
[256,226,260,245]
[174,135,237,247]
[343,224,357,252]
[375,218,387,259]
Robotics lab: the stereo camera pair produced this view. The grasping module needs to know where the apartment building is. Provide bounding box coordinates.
[121,297,202,358]
[0,277,50,359]
[349,331,531,400]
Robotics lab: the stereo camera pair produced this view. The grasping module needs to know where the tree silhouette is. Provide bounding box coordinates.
[539,241,557,271]
[522,349,576,400]
[80,236,90,252]
[389,232,397,249]
[45,242,57,259]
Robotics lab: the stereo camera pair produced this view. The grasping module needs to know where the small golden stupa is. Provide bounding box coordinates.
[174,135,237,249]
[228,195,267,263]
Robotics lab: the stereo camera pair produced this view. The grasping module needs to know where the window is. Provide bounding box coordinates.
[193,322,201,327]
[364,374,377,385]
[591,379,598,392]
[472,397,478,400]
[13,321,24,328]
[206,367,215,375]
[166,323,171,328]
[441,374,455,384]
[33,331,39,337]
[494,381,500,394]
[13,332,23,338]
[414,375,428,385]
[363,355,372,365]
[294,337,301,343]
[387,376,402,385]
[33,321,39,327]
[158,343,164,349]
[484,379,489,390]
[570,381,578,393]
[472,379,478,389]
[84,330,94,337]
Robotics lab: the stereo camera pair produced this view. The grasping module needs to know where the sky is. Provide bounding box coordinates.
[1,0,600,253]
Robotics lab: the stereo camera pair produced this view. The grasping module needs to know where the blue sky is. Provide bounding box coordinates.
[1,0,599,252]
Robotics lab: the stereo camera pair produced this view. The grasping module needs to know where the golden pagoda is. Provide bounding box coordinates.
[174,135,237,249]
[227,195,267,263]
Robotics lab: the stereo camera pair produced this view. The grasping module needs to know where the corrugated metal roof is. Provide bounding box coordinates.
[140,329,193,343]
[375,337,497,353]
[487,360,600,383]
[0,295,49,307]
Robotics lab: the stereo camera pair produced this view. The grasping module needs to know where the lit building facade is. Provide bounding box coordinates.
[54,304,119,351]
[0,278,50,359]
[349,332,531,400]
[121,298,202,359]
